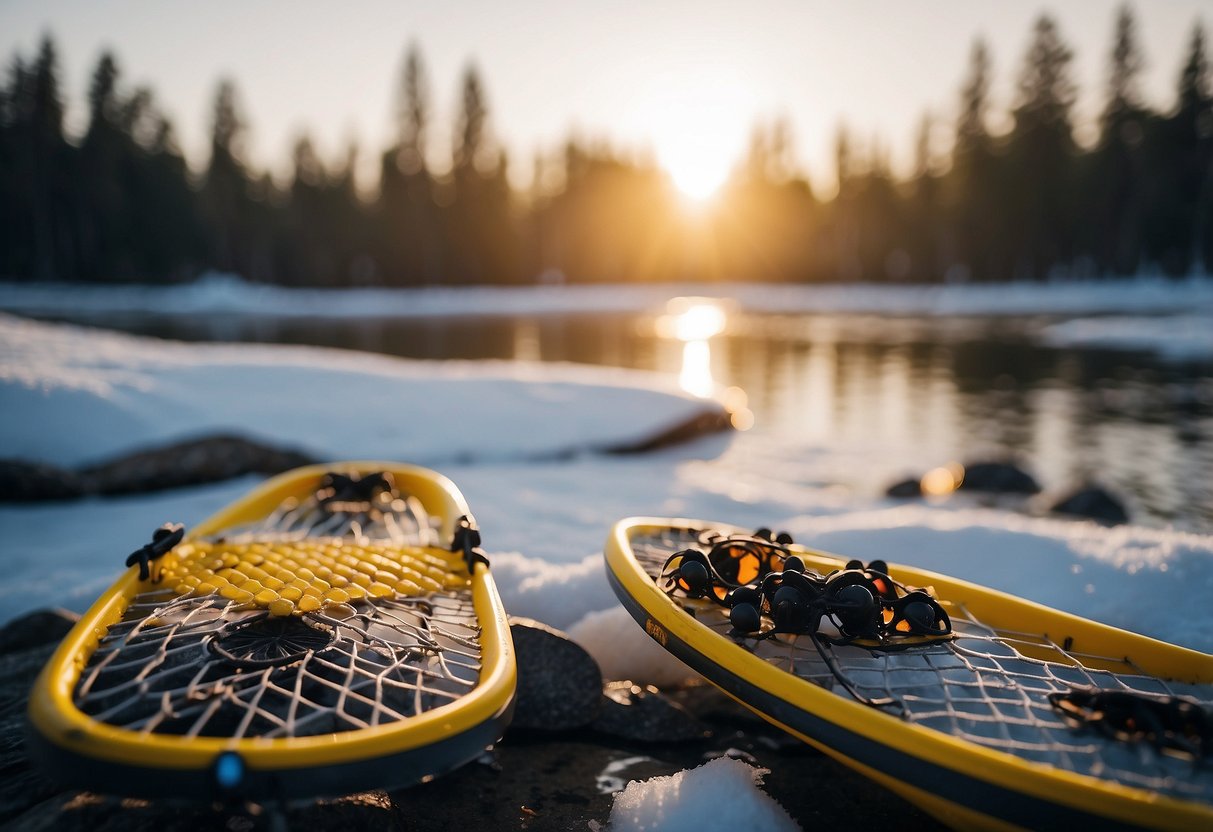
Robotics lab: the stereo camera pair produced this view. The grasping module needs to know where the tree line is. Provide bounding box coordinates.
[1,7,1210,286]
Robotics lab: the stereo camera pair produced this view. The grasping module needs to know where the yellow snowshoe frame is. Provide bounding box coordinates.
[27,462,516,803]
[606,517,1213,832]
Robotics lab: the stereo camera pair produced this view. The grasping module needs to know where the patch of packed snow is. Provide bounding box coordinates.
[1040,313,1213,360]
[2,273,1211,320]
[569,607,695,687]
[0,313,722,468]
[608,757,799,832]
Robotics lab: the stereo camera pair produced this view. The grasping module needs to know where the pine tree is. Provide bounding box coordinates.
[398,45,429,175]
[454,65,487,177]
[907,112,940,280]
[1008,15,1078,278]
[830,124,861,279]
[138,114,202,281]
[1141,23,1212,274]
[956,39,992,161]
[946,38,1004,281]
[448,64,495,283]
[24,36,70,280]
[1086,5,1150,275]
[202,80,255,276]
[1174,23,1212,272]
[81,52,127,280]
[377,44,439,284]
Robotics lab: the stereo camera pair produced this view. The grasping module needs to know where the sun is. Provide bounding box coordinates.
[664,140,733,201]
[641,72,750,203]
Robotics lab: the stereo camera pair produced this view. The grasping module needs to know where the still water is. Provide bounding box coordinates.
[41,305,1213,531]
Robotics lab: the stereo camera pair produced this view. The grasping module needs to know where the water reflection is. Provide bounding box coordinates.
[656,297,729,399]
[679,339,715,398]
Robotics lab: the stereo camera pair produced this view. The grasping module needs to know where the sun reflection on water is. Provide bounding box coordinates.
[656,297,728,342]
[679,339,715,398]
[657,297,753,430]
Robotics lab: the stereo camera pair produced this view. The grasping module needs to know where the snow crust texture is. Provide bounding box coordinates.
[608,757,800,832]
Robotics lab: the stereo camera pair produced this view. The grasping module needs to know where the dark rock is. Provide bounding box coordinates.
[0,436,319,503]
[508,618,603,731]
[80,434,316,496]
[592,682,707,743]
[0,640,64,825]
[600,407,733,455]
[1050,486,1129,525]
[665,682,768,726]
[957,461,1041,494]
[0,609,78,655]
[0,460,87,502]
[884,478,922,498]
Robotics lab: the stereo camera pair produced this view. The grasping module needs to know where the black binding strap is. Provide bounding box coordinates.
[1049,687,1213,760]
[452,515,490,571]
[124,523,185,581]
[317,471,397,514]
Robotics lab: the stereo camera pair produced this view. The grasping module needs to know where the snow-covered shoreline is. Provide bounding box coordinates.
[3,272,1212,320]
[3,314,1213,668]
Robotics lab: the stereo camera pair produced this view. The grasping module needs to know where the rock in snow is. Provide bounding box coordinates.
[957,461,1041,494]
[1050,486,1130,525]
[508,618,604,730]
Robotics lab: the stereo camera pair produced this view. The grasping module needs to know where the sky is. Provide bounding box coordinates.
[1,1,1208,195]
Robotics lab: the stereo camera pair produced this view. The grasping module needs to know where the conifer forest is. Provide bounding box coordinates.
[1,9,1211,286]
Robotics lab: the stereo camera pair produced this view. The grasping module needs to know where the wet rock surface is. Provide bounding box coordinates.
[600,407,734,455]
[0,460,88,502]
[0,608,78,654]
[884,477,923,498]
[591,682,707,743]
[0,435,316,502]
[508,618,604,731]
[1,608,936,830]
[1050,486,1130,525]
[79,435,316,496]
[956,461,1041,494]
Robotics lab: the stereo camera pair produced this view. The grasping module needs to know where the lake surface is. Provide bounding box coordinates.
[28,305,1213,531]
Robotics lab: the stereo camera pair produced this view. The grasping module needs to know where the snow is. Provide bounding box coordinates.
[607,757,799,832]
[569,607,695,688]
[3,313,1213,675]
[0,313,721,468]
[2,272,1211,321]
[1040,313,1213,360]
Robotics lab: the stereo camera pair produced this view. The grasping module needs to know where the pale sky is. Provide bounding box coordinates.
[1,1,1207,196]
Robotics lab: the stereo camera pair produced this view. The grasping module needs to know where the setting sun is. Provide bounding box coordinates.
[642,72,750,202]
[663,140,733,200]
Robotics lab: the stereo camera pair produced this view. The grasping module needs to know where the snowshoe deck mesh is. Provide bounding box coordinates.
[73,480,483,740]
[632,526,1213,807]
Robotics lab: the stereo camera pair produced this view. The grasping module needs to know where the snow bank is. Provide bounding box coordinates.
[608,757,799,832]
[0,314,723,468]
[2,273,1211,320]
[569,606,696,687]
[1040,313,1213,360]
